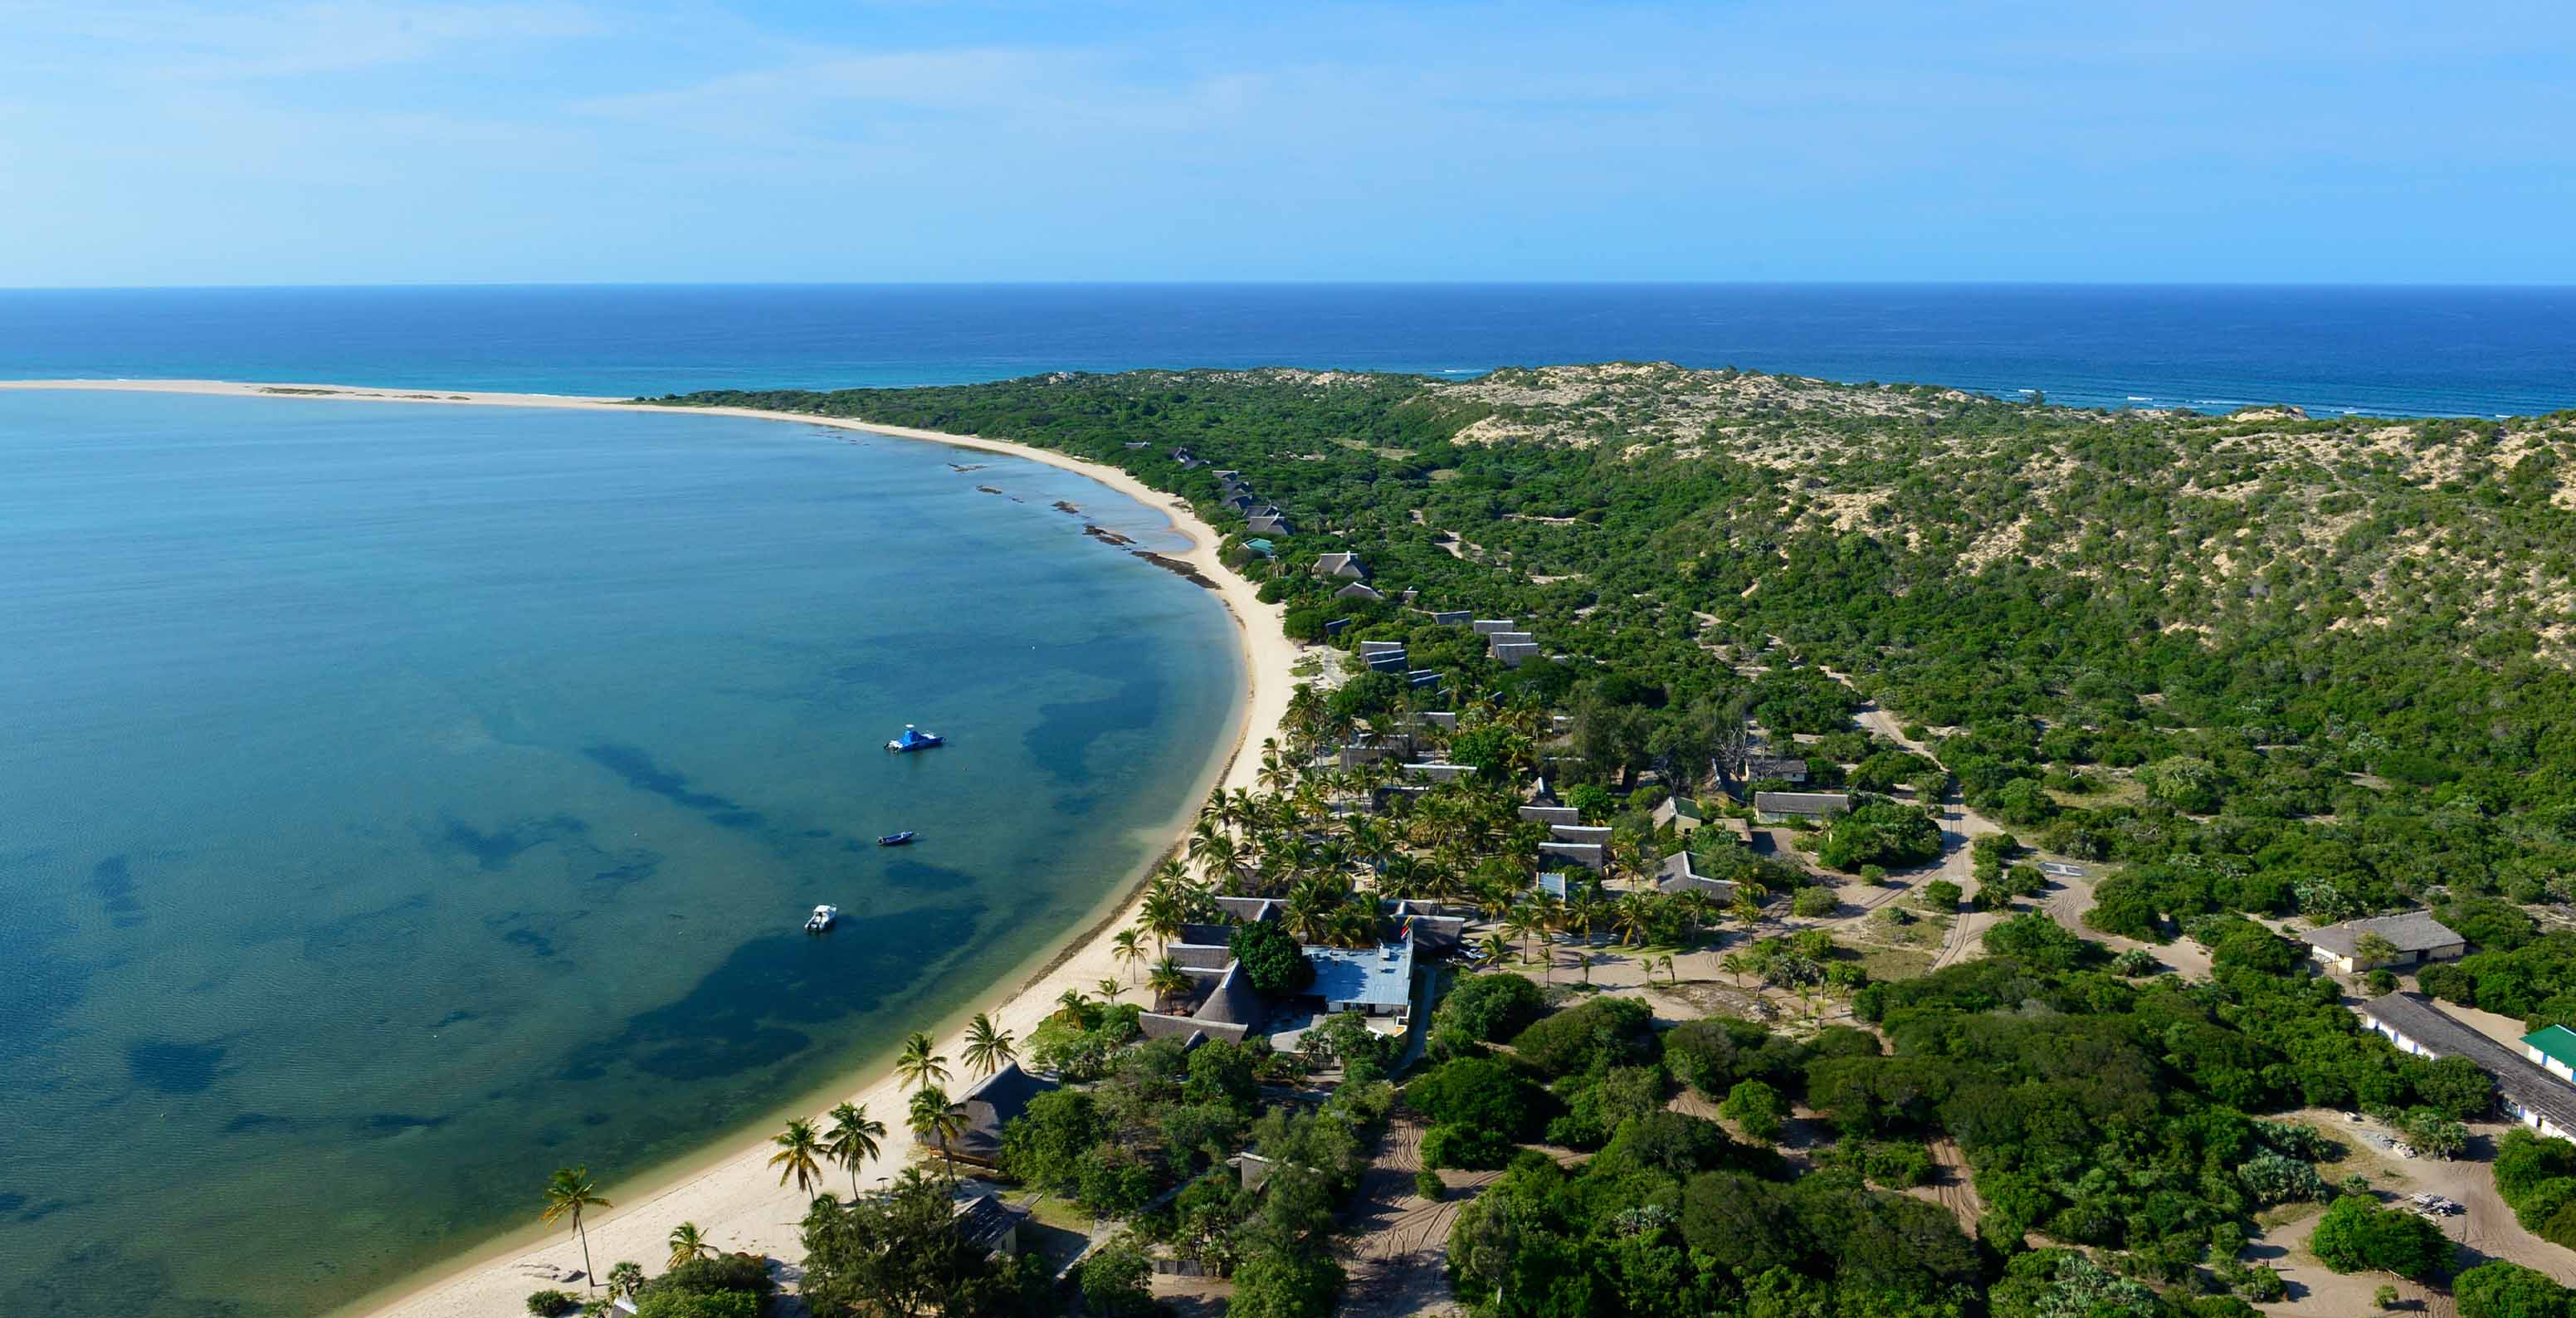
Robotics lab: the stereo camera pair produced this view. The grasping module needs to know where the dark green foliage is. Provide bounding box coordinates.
[1720,1078,1787,1141]
[997,1088,1098,1194]
[1230,920,1314,995]
[1426,972,1546,1060]
[2310,1193,2452,1279]
[1980,910,2093,969]
[2456,1261,2576,1318]
[525,1292,578,1317]
[803,1170,1041,1318]
[1076,1238,1155,1318]
[1816,802,1943,872]
[1416,1168,1446,1199]
[1408,1056,1542,1167]
[634,1293,760,1318]
[1507,996,1656,1077]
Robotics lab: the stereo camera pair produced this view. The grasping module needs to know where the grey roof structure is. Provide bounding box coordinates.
[1755,791,1850,818]
[1470,618,1517,635]
[1657,852,1739,901]
[2360,993,2576,1133]
[1519,804,1582,827]
[1169,942,1237,971]
[1197,961,1265,1026]
[1739,754,1810,782]
[1539,840,1605,869]
[1388,901,1466,954]
[1247,513,1294,536]
[1313,552,1368,579]
[1549,824,1613,844]
[1308,939,1414,1009]
[952,1194,1027,1256]
[1490,642,1540,668]
[1213,896,1280,924]
[920,1063,1057,1165]
[1412,710,1459,730]
[1430,610,1471,626]
[1334,582,1387,603]
[2301,912,2467,959]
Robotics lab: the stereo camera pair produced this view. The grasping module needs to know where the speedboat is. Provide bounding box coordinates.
[886,724,944,753]
[876,831,916,847]
[805,904,837,933]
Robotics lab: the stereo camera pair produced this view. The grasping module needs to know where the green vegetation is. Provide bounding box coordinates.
[1230,918,1315,994]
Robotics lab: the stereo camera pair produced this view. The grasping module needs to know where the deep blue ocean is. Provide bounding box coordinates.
[3,283,2573,417]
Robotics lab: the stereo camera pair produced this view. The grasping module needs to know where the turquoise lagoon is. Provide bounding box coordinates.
[0,390,1242,1317]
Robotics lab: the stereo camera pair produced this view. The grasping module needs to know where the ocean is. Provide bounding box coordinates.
[2,283,2574,417]
[0,389,1241,1317]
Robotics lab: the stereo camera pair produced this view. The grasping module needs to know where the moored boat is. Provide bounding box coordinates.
[876,831,916,847]
[886,724,944,753]
[805,904,837,933]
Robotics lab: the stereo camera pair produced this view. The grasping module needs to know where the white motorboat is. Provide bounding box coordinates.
[805,904,838,933]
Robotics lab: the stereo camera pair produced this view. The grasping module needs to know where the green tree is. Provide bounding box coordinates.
[894,1031,949,1091]
[768,1117,827,1196]
[539,1167,612,1292]
[962,1012,1017,1078]
[1720,1078,1787,1142]
[822,1102,886,1199]
[908,1086,967,1179]
[666,1221,714,1272]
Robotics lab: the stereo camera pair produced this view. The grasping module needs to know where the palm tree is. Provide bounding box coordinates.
[1146,956,1193,1011]
[1139,890,1188,949]
[1475,930,1512,964]
[1612,892,1655,948]
[1053,988,1097,1028]
[539,1167,612,1291]
[1720,952,1750,991]
[962,1013,1017,1078]
[769,1116,827,1195]
[1112,929,1147,982]
[605,1262,645,1301]
[1656,953,1680,985]
[822,1101,886,1199]
[666,1222,714,1271]
[1502,908,1539,967]
[909,1085,967,1178]
[894,1031,949,1091]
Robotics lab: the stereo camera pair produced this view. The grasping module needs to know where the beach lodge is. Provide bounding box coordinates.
[1134,897,1450,1052]
[911,1062,1059,1169]
[2298,911,2467,974]
[1653,795,1705,835]
[1755,791,1850,823]
[2360,993,2576,1140]
[1656,851,1739,901]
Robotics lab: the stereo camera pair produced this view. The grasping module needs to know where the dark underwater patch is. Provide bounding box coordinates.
[582,744,765,831]
[90,855,144,928]
[297,891,434,964]
[127,1040,223,1094]
[1022,647,1166,784]
[573,900,985,1083]
[437,814,588,871]
[359,1113,450,1136]
[503,929,556,958]
[881,857,982,892]
[587,853,661,895]
[222,1112,287,1135]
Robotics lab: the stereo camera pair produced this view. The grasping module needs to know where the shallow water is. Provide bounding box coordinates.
[0,390,1241,1317]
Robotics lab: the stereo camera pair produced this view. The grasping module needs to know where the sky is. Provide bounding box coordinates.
[1,0,2570,286]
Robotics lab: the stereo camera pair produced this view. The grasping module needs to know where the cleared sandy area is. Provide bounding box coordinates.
[0,378,1300,1318]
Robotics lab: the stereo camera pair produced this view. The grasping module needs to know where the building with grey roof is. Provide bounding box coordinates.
[952,1194,1027,1258]
[1247,512,1294,536]
[1430,610,1471,626]
[2301,912,2468,974]
[1334,582,1386,603]
[1549,823,1612,845]
[1305,935,1415,1022]
[915,1063,1057,1168]
[2360,993,2576,1140]
[1736,754,1811,784]
[1539,840,1605,870]
[1653,796,1706,834]
[1471,618,1517,635]
[1754,791,1850,822]
[1519,804,1582,827]
[1313,552,1368,579]
[1490,642,1540,668]
[1656,852,1739,901]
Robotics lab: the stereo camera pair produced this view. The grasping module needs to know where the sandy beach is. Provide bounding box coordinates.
[0,378,1300,1318]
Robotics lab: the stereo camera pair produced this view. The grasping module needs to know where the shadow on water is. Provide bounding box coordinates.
[127,1040,226,1094]
[434,813,588,870]
[565,899,988,1084]
[1022,651,1165,785]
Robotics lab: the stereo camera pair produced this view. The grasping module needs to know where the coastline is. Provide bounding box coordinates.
[0,379,1300,1318]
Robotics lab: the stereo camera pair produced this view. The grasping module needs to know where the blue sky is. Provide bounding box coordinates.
[2,0,2569,286]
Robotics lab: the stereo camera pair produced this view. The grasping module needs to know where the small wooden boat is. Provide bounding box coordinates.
[876,831,916,847]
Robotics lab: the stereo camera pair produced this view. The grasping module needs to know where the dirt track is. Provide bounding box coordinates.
[1334,1114,1498,1318]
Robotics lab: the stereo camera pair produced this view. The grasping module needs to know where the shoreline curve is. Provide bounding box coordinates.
[0,378,1300,1318]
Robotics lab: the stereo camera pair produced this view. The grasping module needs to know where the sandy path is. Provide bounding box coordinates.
[0,379,1301,1318]
[1336,1114,1495,1318]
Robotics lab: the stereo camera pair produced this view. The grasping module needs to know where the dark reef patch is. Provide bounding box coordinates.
[127,1040,224,1094]
[570,900,984,1083]
[503,929,556,958]
[583,744,768,832]
[222,1112,288,1135]
[298,891,434,964]
[359,1112,451,1136]
[881,857,983,892]
[436,814,587,871]
[90,855,144,928]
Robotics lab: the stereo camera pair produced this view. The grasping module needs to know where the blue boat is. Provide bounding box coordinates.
[886,724,944,753]
[876,831,916,847]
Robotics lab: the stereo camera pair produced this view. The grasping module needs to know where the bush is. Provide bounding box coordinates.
[1419,1120,1513,1169]
[1720,1078,1788,1142]
[2310,1194,2452,1279]
[1077,1237,1155,1318]
[1817,803,1944,872]
[2217,1261,2287,1302]
[1231,920,1314,995]
[1663,1016,1803,1097]
[635,1292,759,1318]
[1426,972,1545,1059]
[1982,912,2091,970]
[527,1292,578,1318]
[1920,879,1962,911]
[650,1255,775,1299]
[1509,996,1656,1076]
[1407,1056,1540,1163]
[2456,1261,2576,1318]
[1792,886,1839,918]
[1415,1169,1445,1200]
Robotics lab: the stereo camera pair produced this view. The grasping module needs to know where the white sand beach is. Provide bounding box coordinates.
[0,378,1300,1318]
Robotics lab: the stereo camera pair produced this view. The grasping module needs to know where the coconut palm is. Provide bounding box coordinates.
[1145,955,1193,1011]
[1139,890,1188,949]
[909,1085,968,1178]
[539,1166,612,1291]
[1656,953,1680,985]
[666,1221,714,1271]
[822,1101,886,1198]
[1475,930,1512,963]
[1053,988,1096,1028]
[768,1116,827,1195]
[1612,892,1656,947]
[1111,929,1147,982]
[962,1013,1017,1078]
[894,1031,949,1091]
[605,1262,645,1301]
